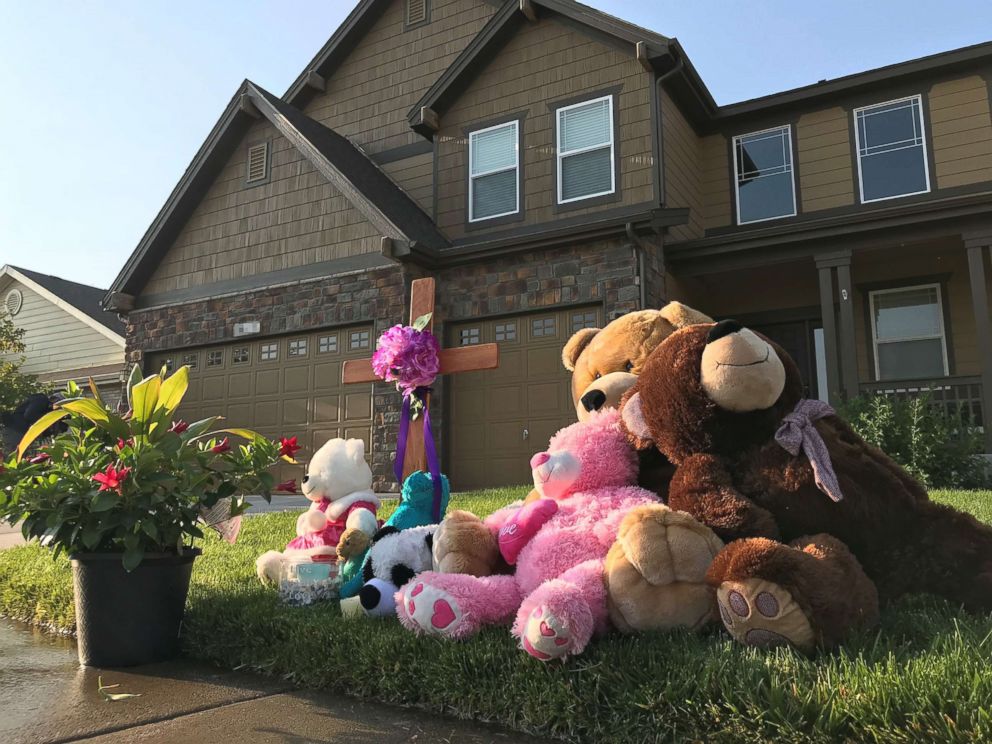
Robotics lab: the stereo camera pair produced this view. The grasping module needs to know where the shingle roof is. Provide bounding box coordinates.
[9,266,125,336]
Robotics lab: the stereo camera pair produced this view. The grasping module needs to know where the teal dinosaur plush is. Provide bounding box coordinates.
[339,471,450,599]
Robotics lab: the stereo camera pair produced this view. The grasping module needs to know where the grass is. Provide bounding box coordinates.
[2,488,992,742]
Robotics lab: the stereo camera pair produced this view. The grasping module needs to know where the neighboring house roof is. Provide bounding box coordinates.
[105,80,448,305]
[0,265,125,345]
[408,0,671,136]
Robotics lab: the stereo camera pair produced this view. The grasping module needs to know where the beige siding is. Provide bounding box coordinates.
[142,118,382,296]
[797,106,855,212]
[662,90,703,241]
[701,134,732,230]
[929,75,992,189]
[434,17,655,239]
[380,151,434,213]
[303,0,497,155]
[0,278,123,377]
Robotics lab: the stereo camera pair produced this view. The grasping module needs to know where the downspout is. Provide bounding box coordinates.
[653,52,684,209]
[626,223,650,311]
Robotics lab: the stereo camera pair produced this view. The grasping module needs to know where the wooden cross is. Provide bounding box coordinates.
[343,277,499,480]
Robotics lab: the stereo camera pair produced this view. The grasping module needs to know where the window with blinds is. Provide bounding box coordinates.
[246,142,268,184]
[469,120,519,222]
[557,96,615,204]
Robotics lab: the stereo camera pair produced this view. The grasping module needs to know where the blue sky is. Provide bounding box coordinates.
[2,0,991,289]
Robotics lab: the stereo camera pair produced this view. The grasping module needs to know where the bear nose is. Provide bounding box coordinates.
[707,319,743,344]
[580,389,607,412]
[530,452,551,469]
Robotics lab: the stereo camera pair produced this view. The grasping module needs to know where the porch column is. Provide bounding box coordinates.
[816,260,841,406]
[965,236,992,452]
[816,250,857,404]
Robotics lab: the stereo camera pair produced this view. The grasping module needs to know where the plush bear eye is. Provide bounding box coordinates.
[625,361,634,372]
[302,475,309,483]
[594,372,602,380]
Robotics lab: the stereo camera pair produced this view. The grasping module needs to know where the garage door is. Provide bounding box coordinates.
[447,306,601,490]
[146,324,375,483]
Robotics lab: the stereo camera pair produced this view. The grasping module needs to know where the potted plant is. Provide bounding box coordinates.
[0,365,299,667]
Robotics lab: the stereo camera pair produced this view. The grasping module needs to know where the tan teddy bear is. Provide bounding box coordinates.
[563,303,712,421]
[432,302,714,599]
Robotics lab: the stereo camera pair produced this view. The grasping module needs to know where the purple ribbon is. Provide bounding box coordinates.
[774,399,844,503]
[394,387,445,522]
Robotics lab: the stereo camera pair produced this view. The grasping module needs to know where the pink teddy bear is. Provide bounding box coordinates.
[395,409,658,661]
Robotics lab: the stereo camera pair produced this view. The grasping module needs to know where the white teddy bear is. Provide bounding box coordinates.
[256,438,380,584]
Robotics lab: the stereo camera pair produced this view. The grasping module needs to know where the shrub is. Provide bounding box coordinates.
[838,393,990,489]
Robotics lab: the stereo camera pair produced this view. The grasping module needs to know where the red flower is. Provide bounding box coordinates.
[29,453,51,464]
[211,437,231,454]
[169,420,189,434]
[93,464,131,492]
[276,479,298,493]
[116,437,133,450]
[278,436,302,459]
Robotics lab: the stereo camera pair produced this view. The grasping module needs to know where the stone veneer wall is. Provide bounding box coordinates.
[125,265,412,490]
[124,238,663,491]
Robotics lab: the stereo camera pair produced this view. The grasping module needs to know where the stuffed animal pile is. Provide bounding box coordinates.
[395,409,711,660]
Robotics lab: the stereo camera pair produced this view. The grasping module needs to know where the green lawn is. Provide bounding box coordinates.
[2,488,992,743]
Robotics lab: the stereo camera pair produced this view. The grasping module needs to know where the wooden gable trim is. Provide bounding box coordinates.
[0,267,125,348]
[244,82,410,245]
[407,0,670,137]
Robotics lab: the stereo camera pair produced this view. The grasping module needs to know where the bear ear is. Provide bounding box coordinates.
[562,327,600,371]
[371,525,399,544]
[659,301,712,330]
[345,438,366,460]
[620,391,655,450]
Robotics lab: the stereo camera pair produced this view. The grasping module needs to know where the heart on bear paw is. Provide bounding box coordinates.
[498,499,559,565]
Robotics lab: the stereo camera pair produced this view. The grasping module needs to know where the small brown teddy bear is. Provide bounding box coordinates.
[614,319,992,651]
[433,302,712,581]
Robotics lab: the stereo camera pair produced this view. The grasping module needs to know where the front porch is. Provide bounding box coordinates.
[670,231,992,452]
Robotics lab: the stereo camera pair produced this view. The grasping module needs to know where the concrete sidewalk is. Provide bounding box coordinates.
[0,520,23,549]
[2,620,538,744]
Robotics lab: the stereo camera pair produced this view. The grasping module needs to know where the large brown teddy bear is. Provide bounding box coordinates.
[612,319,992,651]
[432,302,712,582]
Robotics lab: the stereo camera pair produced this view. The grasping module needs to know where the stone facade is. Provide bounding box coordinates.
[124,237,663,491]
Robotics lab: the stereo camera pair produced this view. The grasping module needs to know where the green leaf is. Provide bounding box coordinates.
[140,521,158,541]
[61,397,110,425]
[130,375,161,428]
[157,366,189,415]
[126,365,143,408]
[98,676,143,702]
[122,546,144,572]
[81,525,104,550]
[87,377,104,405]
[91,490,119,512]
[183,417,221,440]
[412,312,433,331]
[16,410,70,460]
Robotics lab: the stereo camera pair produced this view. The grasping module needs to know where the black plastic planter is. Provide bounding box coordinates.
[70,549,200,667]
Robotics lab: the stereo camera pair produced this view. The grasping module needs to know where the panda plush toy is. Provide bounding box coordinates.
[355,524,437,617]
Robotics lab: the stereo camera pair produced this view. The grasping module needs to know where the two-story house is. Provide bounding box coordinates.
[103,0,992,490]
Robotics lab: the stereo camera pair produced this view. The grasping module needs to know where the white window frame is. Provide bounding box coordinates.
[556,94,616,205]
[468,120,519,223]
[732,124,798,225]
[853,94,931,205]
[868,283,949,382]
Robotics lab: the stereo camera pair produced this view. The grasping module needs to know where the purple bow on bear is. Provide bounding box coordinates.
[774,399,844,503]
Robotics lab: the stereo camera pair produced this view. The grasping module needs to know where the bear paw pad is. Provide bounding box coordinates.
[716,579,815,652]
[521,605,572,661]
[401,582,465,638]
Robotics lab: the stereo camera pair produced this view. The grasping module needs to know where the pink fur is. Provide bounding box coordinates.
[396,410,658,660]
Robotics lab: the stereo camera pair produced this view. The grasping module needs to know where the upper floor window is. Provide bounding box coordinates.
[733,125,796,225]
[469,121,519,222]
[869,284,948,381]
[557,95,615,204]
[854,95,930,203]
